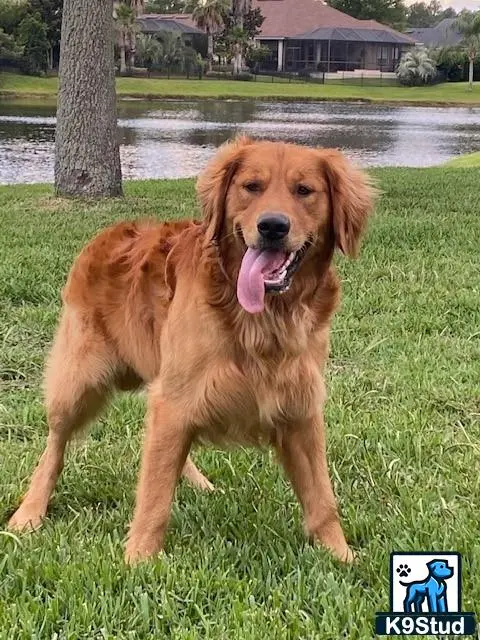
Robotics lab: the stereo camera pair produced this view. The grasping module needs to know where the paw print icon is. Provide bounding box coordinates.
[396,564,411,579]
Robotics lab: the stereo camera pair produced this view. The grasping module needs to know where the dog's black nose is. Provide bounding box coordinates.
[257,214,290,241]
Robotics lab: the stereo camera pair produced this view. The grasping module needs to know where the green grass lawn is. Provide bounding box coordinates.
[1,170,480,638]
[444,151,480,168]
[1,71,480,105]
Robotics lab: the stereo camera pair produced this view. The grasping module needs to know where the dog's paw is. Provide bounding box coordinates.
[396,564,412,578]
[7,508,44,533]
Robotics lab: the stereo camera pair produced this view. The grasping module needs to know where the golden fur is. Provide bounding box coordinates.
[8,137,375,564]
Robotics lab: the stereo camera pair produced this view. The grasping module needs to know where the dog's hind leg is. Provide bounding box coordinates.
[8,308,115,532]
[115,374,213,492]
[181,455,214,492]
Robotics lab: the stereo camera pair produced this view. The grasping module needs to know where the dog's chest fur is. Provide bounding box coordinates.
[163,297,329,446]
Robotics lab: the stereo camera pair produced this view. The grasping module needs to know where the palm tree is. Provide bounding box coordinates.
[396,48,437,86]
[228,25,249,75]
[136,34,163,71]
[231,0,251,29]
[192,0,229,71]
[455,11,480,90]
[114,2,136,74]
[131,0,145,14]
[158,30,186,77]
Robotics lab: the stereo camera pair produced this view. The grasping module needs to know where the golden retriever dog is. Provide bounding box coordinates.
[8,137,375,564]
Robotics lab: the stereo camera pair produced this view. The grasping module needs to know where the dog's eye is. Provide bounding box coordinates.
[244,182,261,193]
[297,184,314,197]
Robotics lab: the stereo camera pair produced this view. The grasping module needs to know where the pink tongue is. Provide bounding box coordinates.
[237,248,286,314]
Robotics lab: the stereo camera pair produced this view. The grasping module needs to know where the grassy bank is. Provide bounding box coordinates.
[1,169,480,638]
[444,151,480,167]
[1,72,480,105]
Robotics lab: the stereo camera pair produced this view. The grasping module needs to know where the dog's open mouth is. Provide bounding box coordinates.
[237,245,308,314]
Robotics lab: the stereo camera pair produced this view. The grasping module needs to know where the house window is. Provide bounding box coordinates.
[286,46,301,68]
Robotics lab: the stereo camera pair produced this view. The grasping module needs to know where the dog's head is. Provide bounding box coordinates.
[197,137,376,313]
[427,560,454,580]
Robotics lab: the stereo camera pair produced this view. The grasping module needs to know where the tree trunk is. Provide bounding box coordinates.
[47,45,53,72]
[233,44,242,75]
[469,57,474,90]
[207,30,213,72]
[128,29,136,70]
[55,0,122,197]
[119,30,127,74]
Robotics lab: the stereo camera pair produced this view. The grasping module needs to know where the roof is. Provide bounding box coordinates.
[406,18,461,47]
[136,14,204,35]
[252,0,414,43]
[297,26,414,44]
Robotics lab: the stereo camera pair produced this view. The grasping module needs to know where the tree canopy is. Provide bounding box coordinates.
[144,0,187,12]
[406,1,456,28]
[326,0,407,29]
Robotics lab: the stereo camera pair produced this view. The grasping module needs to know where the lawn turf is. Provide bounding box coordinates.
[444,151,480,168]
[1,71,480,105]
[1,170,479,638]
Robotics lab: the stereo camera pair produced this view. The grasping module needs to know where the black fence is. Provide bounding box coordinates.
[125,67,401,87]
[252,70,400,86]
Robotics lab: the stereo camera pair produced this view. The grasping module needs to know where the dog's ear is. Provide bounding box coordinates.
[196,136,254,245]
[319,149,377,257]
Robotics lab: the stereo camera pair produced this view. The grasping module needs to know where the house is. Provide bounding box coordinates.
[136,14,207,55]
[251,0,414,73]
[406,18,462,48]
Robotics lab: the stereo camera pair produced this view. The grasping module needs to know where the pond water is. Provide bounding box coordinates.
[0,99,479,184]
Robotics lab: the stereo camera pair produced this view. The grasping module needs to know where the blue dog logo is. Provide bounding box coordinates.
[400,559,454,613]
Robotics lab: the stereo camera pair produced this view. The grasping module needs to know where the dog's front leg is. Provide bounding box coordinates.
[125,391,191,564]
[275,413,353,563]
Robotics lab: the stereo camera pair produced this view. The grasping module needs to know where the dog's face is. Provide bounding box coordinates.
[197,137,375,313]
[428,560,454,580]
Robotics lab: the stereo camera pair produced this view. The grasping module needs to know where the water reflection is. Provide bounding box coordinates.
[0,99,479,184]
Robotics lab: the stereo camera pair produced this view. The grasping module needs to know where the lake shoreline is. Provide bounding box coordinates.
[2,72,480,107]
[1,90,480,109]
[2,97,480,183]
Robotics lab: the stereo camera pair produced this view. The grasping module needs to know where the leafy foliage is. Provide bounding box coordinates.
[406,1,456,28]
[455,10,480,88]
[17,12,49,74]
[396,47,437,85]
[192,0,229,34]
[0,0,29,34]
[433,45,480,83]
[29,0,62,68]
[0,0,60,72]
[245,44,270,72]
[144,0,187,11]
[327,0,407,30]
[136,31,202,75]
[115,2,137,73]
[136,33,164,68]
[0,27,23,69]
[455,10,480,59]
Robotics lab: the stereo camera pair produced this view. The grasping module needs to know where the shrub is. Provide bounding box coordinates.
[211,63,233,73]
[396,47,437,86]
[245,45,270,72]
[434,46,467,82]
[233,71,254,81]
